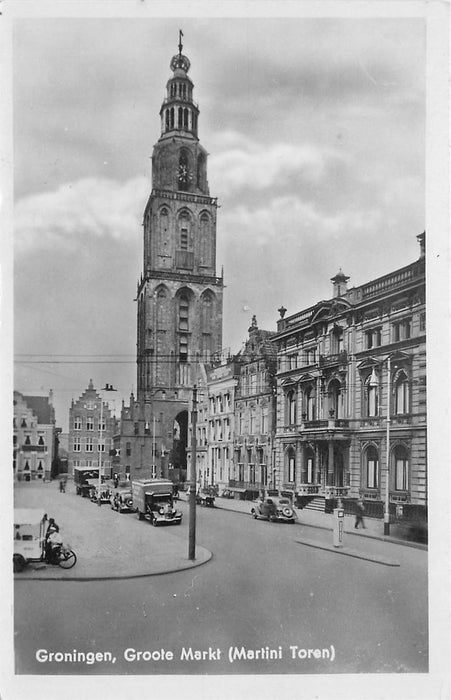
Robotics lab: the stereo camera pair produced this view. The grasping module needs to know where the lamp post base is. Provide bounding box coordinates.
[384,520,390,536]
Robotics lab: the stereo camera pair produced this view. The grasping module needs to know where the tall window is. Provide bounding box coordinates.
[287,390,296,425]
[86,437,94,453]
[365,445,379,489]
[288,451,296,483]
[305,387,315,421]
[366,372,379,417]
[306,456,314,484]
[87,416,94,431]
[395,371,409,414]
[74,416,82,430]
[394,445,409,491]
[73,437,81,452]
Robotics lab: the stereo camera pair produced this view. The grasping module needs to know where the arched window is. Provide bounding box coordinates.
[170,107,174,129]
[395,370,409,414]
[287,390,296,425]
[393,445,409,491]
[365,445,379,489]
[178,210,191,249]
[178,106,183,129]
[156,287,168,329]
[200,212,211,265]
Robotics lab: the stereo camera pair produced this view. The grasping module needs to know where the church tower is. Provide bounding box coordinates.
[127,34,224,481]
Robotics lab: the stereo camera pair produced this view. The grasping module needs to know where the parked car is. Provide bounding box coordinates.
[251,497,296,523]
[110,487,135,513]
[196,488,215,507]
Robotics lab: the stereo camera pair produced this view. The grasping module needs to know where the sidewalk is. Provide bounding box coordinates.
[184,493,427,551]
[13,481,212,581]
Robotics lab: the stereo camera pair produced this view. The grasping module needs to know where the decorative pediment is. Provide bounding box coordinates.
[357,357,380,371]
[299,373,315,383]
[310,298,352,324]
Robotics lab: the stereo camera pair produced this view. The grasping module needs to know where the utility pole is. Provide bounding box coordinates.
[188,385,197,560]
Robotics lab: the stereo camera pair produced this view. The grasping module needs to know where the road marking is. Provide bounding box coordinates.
[295,539,400,567]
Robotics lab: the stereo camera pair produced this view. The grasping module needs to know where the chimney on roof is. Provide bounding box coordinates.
[417,231,425,258]
[331,269,350,298]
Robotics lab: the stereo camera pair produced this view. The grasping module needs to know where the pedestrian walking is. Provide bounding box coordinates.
[355,498,366,528]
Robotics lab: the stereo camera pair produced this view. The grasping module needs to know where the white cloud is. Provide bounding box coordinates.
[209,132,337,196]
[14,177,148,255]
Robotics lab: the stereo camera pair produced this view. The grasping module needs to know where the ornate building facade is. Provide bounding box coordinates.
[272,233,426,521]
[119,36,224,482]
[67,380,116,478]
[232,317,277,498]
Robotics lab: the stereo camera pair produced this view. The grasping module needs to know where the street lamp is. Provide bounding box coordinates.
[97,383,117,506]
[188,385,198,560]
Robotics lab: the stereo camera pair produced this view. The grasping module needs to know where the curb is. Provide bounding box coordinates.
[295,539,400,567]
[14,548,213,582]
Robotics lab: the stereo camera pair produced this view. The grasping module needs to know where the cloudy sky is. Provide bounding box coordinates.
[11,10,427,431]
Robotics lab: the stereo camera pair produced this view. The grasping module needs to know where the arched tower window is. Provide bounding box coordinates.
[158,207,169,251]
[200,290,214,361]
[199,211,211,266]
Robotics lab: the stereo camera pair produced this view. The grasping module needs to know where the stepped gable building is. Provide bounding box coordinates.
[272,233,426,523]
[119,35,224,483]
[68,379,116,478]
[232,316,278,498]
[13,390,56,481]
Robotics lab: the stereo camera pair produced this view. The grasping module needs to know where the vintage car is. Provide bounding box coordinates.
[90,481,112,504]
[196,488,215,507]
[110,487,135,513]
[251,497,297,523]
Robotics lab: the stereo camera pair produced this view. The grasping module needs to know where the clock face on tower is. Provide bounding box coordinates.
[177,164,193,184]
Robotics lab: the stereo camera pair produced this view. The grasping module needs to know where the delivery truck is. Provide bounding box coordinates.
[132,478,182,527]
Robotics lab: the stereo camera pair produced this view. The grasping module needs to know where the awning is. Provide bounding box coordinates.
[227,487,247,493]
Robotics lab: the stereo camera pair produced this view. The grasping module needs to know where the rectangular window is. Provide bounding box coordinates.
[395,459,408,491]
[419,312,426,332]
[86,417,94,431]
[288,457,296,483]
[73,437,81,452]
[367,459,379,488]
[250,412,255,434]
[289,354,297,370]
[126,442,131,457]
[74,416,82,430]
[307,458,313,484]
[97,440,105,453]
[261,409,268,434]
[86,437,94,452]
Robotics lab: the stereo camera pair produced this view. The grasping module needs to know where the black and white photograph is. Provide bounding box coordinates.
[1,1,450,698]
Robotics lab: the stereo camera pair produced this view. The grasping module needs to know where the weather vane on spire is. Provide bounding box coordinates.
[178,29,183,55]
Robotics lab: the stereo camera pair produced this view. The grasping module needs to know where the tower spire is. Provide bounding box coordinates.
[178,29,183,55]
